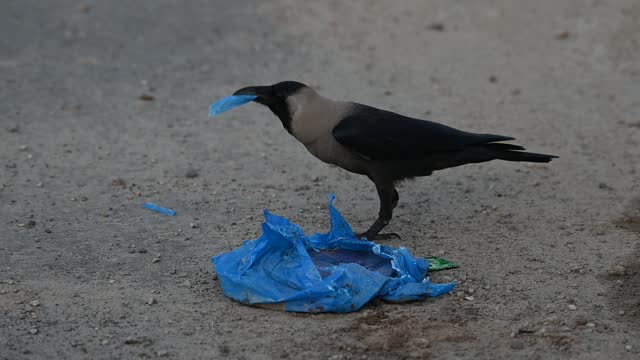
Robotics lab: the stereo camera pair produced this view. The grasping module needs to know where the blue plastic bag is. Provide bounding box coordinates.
[209,95,257,118]
[212,195,455,313]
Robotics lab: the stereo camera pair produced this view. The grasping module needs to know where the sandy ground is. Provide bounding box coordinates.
[1,0,639,359]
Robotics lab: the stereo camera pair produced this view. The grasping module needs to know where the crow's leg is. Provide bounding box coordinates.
[357,183,401,240]
[392,188,399,209]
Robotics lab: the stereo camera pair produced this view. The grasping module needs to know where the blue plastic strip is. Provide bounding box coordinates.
[209,95,257,118]
[142,203,176,216]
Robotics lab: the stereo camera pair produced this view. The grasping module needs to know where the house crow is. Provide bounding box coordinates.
[233,81,557,240]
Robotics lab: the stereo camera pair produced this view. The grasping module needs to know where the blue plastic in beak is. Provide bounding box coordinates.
[208,95,257,118]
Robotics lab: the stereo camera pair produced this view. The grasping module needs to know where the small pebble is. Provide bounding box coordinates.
[29,300,40,307]
[625,345,633,351]
[189,222,198,229]
[109,279,115,284]
[608,264,626,276]
[111,178,126,187]
[427,22,445,31]
[465,296,475,301]
[101,339,109,345]
[36,182,43,188]
[147,297,157,305]
[152,257,161,263]
[568,304,577,310]
[27,154,33,159]
[556,30,569,40]
[598,182,613,190]
[619,310,626,315]
[185,169,199,178]
[19,145,28,151]
[29,328,38,335]
[510,341,526,350]
[137,248,147,254]
[157,350,169,357]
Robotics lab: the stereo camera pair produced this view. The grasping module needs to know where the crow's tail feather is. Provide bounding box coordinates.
[484,143,558,163]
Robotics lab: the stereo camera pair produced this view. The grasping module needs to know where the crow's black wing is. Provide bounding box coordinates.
[332,104,514,160]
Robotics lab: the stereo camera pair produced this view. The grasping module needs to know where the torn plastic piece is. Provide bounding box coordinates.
[142,203,176,216]
[208,95,257,118]
[425,256,458,271]
[212,194,455,313]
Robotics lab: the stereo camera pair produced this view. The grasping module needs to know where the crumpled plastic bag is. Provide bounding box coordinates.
[211,195,455,313]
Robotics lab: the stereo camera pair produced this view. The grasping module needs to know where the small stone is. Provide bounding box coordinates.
[79,4,92,13]
[465,296,475,301]
[189,222,198,229]
[568,304,577,310]
[101,339,109,345]
[466,288,475,294]
[586,322,596,327]
[111,178,126,187]
[427,22,445,31]
[556,30,569,40]
[625,345,633,351]
[152,257,161,263]
[29,328,38,335]
[157,350,169,357]
[139,94,155,101]
[109,280,115,284]
[36,182,43,188]
[26,153,33,159]
[29,300,40,307]
[609,264,626,276]
[19,145,28,151]
[25,220,36,228]
[185,169,199,178]
[137,248,147,254]
[510,341,526,350]
[618,310,626,315]
[598,182,613,190]
[147,297,157,305]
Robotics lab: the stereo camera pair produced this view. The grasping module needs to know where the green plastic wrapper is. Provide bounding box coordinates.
[425,256,458,271]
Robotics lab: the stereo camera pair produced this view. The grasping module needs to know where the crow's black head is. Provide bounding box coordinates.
[233,81,309,132]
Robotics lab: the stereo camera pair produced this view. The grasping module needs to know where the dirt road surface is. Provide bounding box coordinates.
[1,1,639,359]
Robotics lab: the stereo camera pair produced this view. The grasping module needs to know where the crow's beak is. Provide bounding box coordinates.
[233,85,272,98]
